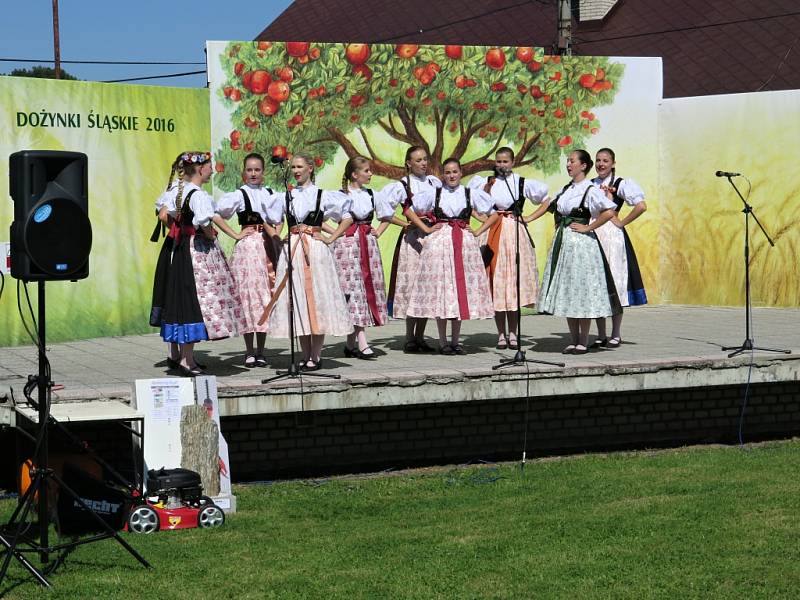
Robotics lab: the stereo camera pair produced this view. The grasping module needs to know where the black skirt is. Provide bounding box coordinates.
[149,235,173,327]
[160,235,208,343]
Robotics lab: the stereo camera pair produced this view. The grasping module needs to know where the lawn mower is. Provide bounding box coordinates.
[125,468,225,534]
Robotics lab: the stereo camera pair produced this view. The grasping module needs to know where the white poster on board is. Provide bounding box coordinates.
[132,376,236,513]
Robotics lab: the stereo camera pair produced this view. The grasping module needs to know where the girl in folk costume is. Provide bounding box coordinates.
[376,146,442,353]
[319,157,391,359]
[150,153,184,369]
[160,151,247,376]
[262,152,353,371]
[216,153,283,368]
[469,147,549,350]
[406,158,497,354]
[590,148,648,348]
[538,149,622,355]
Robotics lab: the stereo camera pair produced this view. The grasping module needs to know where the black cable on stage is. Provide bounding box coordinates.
[520,361,532,471]
[16,279,39,350]
[0,269,5,303]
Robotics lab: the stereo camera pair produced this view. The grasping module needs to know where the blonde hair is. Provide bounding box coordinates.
[341,156,370,192]
[174,150,210,212]
[292,151,316,183]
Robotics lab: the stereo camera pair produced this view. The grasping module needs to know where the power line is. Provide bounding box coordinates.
[573,10,800,45]
[0,57,206,65]
[102,70,207,83]
[374,0,556,43]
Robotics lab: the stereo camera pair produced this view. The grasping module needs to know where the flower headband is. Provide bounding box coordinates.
[180,151,211,164]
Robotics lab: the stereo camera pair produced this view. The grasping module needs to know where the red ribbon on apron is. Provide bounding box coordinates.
[444,219,471,321]
[169,219,196,244]
[345,222,383,326]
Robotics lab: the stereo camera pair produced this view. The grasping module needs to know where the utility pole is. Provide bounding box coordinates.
[52,0,61,79]
[557,0,573,56]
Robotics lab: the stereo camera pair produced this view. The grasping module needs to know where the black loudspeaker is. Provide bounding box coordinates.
[9,150,92,281]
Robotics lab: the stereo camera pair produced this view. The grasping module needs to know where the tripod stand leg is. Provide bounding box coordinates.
[0,472,51,587]
[0,534,51,587]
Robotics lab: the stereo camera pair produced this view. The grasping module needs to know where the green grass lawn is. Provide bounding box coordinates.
[2,440,799,599]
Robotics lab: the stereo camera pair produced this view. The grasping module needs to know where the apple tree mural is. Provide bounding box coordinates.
[212,41,623,190]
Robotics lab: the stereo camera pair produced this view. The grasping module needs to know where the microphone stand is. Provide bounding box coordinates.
[719,175,789,358]
[263,164,340,383]
[493,170,564,370]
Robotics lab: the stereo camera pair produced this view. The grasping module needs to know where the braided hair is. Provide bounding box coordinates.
[174,151,211,212]
[341,156,370,193]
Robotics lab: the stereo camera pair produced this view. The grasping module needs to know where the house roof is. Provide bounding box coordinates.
[257,0,800,98]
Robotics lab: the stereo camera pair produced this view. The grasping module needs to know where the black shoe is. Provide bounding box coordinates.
[451,344,466,355]
[166,357,180,370]
[403,340,420,354]
[590,337,608,349]
[356,347,376,360]
[179,365,204,377]
[344,346,357,358]
[417,339,437,353]
[439,345,455,355]
[255,354,268,367]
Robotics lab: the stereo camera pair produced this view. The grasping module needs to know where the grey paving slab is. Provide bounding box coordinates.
[0,305,797,405]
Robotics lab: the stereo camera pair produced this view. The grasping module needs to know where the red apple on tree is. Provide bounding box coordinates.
[276,67,294,82]
[515,47,534,63]
[353,65,372,80]
[345,43,371,66]
[286,41,310,57]
[485,48,506,70]
[395,44,419,59]
[258,97,280,116]
[445,45,462,59]
[249,70,272,94]
[267,81,291,102]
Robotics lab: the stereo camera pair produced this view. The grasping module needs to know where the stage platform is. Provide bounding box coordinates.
[2,306,799,479]
[1,305,798,412]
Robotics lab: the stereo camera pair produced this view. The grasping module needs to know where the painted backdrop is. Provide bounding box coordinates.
[207,41,661,300]
[0,77,210,346]
[659,89,800,307]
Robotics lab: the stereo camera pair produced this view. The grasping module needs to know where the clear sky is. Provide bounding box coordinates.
[0,0,293,87]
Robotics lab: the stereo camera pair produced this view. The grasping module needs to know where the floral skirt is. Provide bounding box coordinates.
[388,227,428,319]
[189,235,244,340]
[406,225,494,320]
[229,233,274,334]
[538,229,615,319]
[332,233,388,328]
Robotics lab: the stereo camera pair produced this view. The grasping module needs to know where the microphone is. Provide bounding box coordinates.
[715,170,741,178]
[271,155,288,164]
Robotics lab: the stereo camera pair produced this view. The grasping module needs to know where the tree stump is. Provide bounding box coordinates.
[180,405,220,497]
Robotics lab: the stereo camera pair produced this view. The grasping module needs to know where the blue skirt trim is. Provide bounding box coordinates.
[161,322,208,344]
[627,288,648,306]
